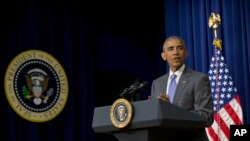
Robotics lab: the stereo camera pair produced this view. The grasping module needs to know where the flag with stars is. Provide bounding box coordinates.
[205,48,244,141]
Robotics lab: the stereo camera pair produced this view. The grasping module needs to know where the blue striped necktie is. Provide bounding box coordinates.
[168,74,177,103]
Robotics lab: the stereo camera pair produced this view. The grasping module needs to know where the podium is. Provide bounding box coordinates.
[92,99,207,141]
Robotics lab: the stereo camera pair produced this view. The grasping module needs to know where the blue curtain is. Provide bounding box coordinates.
[0,1,95,141]
[164,0,250,123]
[0,1,164,141]
[1,0,249,141]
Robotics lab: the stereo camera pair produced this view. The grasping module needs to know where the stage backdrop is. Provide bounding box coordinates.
[0,0,249,141]
[0,1,96,141]
[0,1,164,141]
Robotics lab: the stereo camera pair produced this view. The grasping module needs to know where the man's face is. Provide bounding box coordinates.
[161,39,187,72]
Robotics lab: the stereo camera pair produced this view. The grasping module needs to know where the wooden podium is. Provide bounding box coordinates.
[92,99,207,141]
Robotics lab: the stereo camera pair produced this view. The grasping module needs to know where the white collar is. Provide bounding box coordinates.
[169,64,185,83]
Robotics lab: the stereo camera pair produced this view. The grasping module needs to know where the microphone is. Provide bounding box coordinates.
[128,81,149,95]
[119,82,139,98]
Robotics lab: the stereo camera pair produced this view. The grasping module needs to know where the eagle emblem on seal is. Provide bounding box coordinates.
[23,68,53,105]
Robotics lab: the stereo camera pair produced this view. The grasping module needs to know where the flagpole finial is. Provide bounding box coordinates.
[208,13,221,38]
[209,13,222,49]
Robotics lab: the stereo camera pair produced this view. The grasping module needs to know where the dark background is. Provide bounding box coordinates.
[90,1,166,105]
[1,0,250,141]
[0,1,166,141]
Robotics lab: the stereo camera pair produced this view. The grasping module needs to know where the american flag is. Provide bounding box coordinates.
[205,48,244,141]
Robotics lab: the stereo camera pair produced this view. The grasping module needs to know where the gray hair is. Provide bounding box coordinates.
[163,36,186,51]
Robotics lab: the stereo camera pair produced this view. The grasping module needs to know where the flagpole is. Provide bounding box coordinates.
[207,12,244,141]
[208,12,222,141]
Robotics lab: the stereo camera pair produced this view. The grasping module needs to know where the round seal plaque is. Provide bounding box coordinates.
[110,98,133,128]
[4,50,69,122]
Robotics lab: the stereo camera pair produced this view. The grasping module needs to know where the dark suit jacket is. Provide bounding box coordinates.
[151,67,214,141]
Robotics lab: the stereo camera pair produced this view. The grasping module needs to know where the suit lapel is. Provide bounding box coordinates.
[173,68,190,104]
[161,74,169,95]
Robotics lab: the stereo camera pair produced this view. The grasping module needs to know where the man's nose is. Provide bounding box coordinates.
[173,48,179,54]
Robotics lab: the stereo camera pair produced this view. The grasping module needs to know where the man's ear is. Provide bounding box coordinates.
[161,52,166,61]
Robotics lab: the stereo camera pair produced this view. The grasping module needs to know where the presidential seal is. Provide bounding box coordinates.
[4,50,68,122]
[110,98,133,128]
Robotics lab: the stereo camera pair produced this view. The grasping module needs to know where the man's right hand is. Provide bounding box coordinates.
[157,93,170,103]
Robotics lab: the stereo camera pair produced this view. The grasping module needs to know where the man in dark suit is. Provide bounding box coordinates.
[150,36,213,141]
